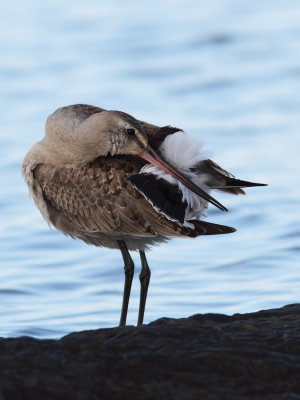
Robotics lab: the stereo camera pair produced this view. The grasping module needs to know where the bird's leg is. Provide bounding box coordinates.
[118,240,135,326]
[137,250,151,326]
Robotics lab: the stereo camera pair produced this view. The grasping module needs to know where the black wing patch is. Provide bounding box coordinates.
[126,173,187,224]
[148,126,183,151]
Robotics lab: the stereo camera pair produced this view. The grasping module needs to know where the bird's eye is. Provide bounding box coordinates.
[126,129,135,137]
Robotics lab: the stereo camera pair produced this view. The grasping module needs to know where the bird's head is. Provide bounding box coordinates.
[44,108,150,162]
[84,110,149,157]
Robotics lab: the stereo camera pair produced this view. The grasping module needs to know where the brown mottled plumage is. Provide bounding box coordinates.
[22,104,266,326]
[33,157,199,246]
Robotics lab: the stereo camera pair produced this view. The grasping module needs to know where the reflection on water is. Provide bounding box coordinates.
[0,0,300,338]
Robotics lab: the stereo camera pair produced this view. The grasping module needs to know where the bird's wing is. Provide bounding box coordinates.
[140,120,266,194]
[147,126,183,150]
[126,172,188,225]
[33,156,199,238]
[138,120,182,151]
[34,157,235,239]
[192,159,266,194]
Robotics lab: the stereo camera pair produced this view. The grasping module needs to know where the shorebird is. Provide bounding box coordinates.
[22,104,266,326]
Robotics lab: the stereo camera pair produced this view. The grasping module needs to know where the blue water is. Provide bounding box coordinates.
[0,0,300,338]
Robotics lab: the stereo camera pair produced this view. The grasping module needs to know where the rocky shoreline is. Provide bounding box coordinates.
[0,304,300,399]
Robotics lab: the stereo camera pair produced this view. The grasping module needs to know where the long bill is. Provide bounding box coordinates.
[139,146,228,212]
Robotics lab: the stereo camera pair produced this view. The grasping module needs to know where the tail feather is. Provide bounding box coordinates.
[192,159,267,195]
[213,177,267,194]
[189,220,236,236]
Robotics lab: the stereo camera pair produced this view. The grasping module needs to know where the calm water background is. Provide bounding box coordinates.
[0,0,299,338]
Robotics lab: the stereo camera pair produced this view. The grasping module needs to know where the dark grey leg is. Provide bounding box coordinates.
[118,240,135,326]
[137,250,151,326]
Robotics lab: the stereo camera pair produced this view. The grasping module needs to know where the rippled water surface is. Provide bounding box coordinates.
[1,0,300,338]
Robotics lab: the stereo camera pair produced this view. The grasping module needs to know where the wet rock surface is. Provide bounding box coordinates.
[0,304,300,400]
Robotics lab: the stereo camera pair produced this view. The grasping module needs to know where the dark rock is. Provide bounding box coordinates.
[0,304,300,399]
